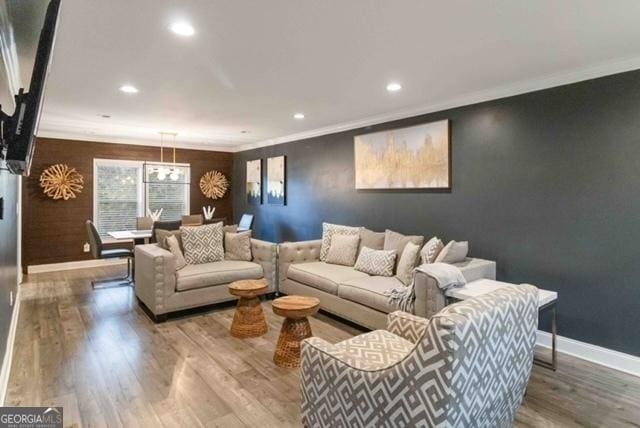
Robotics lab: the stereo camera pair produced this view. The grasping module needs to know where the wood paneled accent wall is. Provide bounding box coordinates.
[22,138,233,269]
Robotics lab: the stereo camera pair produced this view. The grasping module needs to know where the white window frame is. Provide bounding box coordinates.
[92,158,190,235]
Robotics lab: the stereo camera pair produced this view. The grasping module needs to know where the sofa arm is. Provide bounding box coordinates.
[278,239,322,289]
[413,271,446,319]
[386,311,429,343]
[251,238,277,291]
[134,244,176,315]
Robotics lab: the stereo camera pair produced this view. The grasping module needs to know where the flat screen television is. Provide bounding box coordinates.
[0,0,61,176]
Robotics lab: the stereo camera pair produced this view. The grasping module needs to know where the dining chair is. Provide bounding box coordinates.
[136,216,154,230]
[181,214,204,226]
[86,220,134,288]
[151,220,182,243]
[238,214,254,232]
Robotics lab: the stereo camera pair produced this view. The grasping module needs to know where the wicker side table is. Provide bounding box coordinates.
[272,295,320,368]
[228,279,269,338]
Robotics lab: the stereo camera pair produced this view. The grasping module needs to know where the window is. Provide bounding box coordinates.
[93,159,190,237]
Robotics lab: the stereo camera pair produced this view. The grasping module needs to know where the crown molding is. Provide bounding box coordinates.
[37,129,237,153]
[236,55,640,152]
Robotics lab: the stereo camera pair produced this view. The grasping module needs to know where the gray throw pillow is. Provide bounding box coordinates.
[225,231,252,261]
[420,236,444,264]
[396,242,421,286]
[155,229,183,251]
[435,240,469,264]
[325,234,360,266]
[180,222,224,264]
[384,229,424,271]
[354,247,396,277]
[358,228,385,254]
[320,223,361,261]
[166,234,187,270]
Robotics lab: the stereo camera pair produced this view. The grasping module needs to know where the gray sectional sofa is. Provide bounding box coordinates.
[134,238,277,321]
[279,239,496,330]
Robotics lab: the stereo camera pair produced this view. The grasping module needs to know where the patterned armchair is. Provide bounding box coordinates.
[300,285,538,428]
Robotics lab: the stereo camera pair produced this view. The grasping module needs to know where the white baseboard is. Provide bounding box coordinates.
[28,258,127,274]
[0,287,21,405]
[537,330,640,378]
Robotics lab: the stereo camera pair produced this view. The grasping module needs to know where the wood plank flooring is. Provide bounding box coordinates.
[6,266,640,427]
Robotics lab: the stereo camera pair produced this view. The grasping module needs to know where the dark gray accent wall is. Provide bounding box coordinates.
[0,170,19,361]
[234,70,640,356]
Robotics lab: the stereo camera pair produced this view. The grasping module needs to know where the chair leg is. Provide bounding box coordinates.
[91,257,134,289]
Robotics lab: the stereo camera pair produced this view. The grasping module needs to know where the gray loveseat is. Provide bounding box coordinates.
[135,239,277,321]
[279,239,496,330]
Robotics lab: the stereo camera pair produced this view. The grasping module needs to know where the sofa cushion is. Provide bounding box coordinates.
[332,330,414,369]
[384,229,424,271]
[354,247,396,277]
[338,276,404,313]
[166,234,187,271]
[420,236,444,264]
[181,222,224,265]
[287,261,369,295]
[176,260,263,291]
[325,234,360,266]
[358,228,385,254]
[396,242,421,285]
[320,223,361,262]
[436,240,469,264]
[225,231,252,261]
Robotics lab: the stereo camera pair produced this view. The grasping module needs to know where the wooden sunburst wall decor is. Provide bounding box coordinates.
[199,170,229,199]
[39,164,84,200]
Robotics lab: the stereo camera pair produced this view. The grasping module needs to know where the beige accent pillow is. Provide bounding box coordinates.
[358,228,385,254]
[320,223,361,261]
[325,234,360,266]
[155,229,183,251]
[396,242,421,286]
[383,229,424,271]
[435,240,469,264]
[420,236,444,264]
[166,234,187,270]
[181,222,224,264]
[354,247,396,277]
[224,231,252,261]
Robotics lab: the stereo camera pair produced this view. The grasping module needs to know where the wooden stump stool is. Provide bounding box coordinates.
[228,279,269,338]
[272,295,320,368]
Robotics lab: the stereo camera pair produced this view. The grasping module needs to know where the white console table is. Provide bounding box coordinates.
[445,279,558,370]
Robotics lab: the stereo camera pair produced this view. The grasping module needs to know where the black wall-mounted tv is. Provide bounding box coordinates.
[0,0,61,176]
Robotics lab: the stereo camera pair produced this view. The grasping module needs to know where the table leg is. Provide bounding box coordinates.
[534,303,557,371]
[230,296,268,338]
[274,317,312,368]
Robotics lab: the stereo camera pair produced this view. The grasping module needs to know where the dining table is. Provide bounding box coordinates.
[107,229,153,245]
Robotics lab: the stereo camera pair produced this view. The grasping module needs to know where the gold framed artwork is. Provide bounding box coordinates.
[354,119,451,190]
[246,159,262,204]
[267,155,286,205]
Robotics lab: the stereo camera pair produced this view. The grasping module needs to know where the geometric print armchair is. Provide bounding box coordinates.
[300,284,538,428]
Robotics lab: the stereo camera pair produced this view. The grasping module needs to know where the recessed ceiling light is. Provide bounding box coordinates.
[386,82,402,92]
[240,130,249,134]
[119,84,139,94]
[170,21,195,37]
[293,113,305,119]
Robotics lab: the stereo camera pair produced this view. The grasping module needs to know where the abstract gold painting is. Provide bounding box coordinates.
[354,119,450,189]
[267,155,286,205]
[246,159,262,204]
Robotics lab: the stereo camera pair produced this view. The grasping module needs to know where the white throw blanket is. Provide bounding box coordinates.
[384,263,467,313]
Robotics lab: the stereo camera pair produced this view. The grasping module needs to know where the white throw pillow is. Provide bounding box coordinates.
[396,242,421,286]
[320,223,361,261]
[181,222,224,265]
[420,237,444,264]
[166,234,187,270]
[354,247,396,277]
[325,234,360,266]
[435,240,469,264]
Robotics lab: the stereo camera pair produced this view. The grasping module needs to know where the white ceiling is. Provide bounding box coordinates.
[9,0,640,151]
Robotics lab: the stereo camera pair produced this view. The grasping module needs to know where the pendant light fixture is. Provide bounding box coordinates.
[143,132,189,185]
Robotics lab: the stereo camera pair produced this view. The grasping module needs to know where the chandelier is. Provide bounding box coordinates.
[153,132,180,181]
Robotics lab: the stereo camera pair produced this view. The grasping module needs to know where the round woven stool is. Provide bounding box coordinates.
[228,279,269,338]
[272,295,320,368]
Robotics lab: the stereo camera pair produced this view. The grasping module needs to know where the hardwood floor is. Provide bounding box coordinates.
[6,266,640,427]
